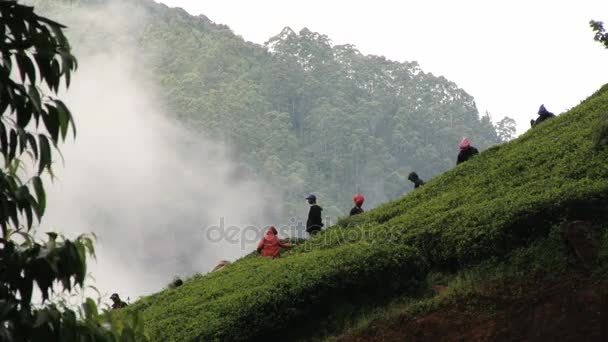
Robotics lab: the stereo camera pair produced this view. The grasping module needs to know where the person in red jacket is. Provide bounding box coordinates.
[257,226,293,258]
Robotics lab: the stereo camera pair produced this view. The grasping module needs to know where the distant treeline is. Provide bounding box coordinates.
[33,0,516,219]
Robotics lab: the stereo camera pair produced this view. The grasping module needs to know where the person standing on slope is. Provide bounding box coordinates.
[407,172,425,189]
[530,104,556,127]
[257,226,293,258]
[456,138,479,165]
[305,194,324,235]
[349,194,365,216]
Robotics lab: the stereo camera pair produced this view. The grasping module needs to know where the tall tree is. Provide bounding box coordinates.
[495,116,517,142]
[590,20,608,49]
[0,2,145,340]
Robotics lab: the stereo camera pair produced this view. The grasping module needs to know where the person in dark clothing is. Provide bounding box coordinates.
[305,194,323,235]
[349,194,365,216]
[110,293,128,310]
[456,138,479,165]
[530,104,556,127]
[407,172,425,189]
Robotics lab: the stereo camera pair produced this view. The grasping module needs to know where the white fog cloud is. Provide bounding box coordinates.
[33,1,282,302]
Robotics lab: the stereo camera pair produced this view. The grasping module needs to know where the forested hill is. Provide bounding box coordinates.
[32,0,513,219]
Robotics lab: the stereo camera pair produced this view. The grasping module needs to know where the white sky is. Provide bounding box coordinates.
[156,0,608,134]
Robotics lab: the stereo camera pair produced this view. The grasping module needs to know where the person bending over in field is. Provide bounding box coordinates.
[456,137,479,165]
[349,194,365,216]
[257,226,293,258]
[407,172,425,189]
[530,104,555,127]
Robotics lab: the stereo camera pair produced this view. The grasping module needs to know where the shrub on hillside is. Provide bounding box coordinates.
[593,111,608,150]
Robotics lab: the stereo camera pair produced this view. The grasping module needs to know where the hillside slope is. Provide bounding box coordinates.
[121,84,608,341]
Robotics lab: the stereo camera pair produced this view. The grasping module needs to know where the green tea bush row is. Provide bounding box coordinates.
[127,243,425,340]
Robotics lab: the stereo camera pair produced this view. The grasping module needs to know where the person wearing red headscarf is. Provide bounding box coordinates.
[257,226,293,258]
[349,194,365,216]
[456,137,479,165]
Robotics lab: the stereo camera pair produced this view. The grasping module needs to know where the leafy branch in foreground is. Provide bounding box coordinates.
[0,2,146,341]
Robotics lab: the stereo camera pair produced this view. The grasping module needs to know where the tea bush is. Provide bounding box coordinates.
[124,243,425,340]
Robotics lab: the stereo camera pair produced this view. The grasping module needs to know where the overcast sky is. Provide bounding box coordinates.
[156,0,608,134]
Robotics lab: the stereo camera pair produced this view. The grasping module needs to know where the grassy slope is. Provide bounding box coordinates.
[123,84,608,341]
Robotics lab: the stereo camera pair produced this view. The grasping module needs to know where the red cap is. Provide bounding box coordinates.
[353,194,365,206]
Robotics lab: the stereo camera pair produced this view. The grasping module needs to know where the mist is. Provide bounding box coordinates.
[35,1,282,301]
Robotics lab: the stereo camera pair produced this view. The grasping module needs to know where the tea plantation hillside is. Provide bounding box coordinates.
[121,84,608,341]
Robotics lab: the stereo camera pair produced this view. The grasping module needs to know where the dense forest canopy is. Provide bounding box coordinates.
[30,0,514,221]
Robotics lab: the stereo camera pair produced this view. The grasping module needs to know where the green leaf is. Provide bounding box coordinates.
[15,51,36,84]
[15,51,28,83]
[15,99,32,130]
[82,298,98,320]
[60,52,76,88]
[28,84,41,113]
[2,55,12,75]
[42,105,60,143]
[8,159,20,176]
[17,129,28,159]
[54,100,71,140]
[75,241,87,280]
[8,130,18,163]
[50,59,61,92]
[0,121,7,161]
[23,53,36,84]
[82,236,96,260]
[33,52,52,89]
[15,185,28,202]
[38,134,51,174]
[23,203,33,230]
[26,133,38,160]
[0,89,10,116]
[32,176,45,218]
[20,279,33,305]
